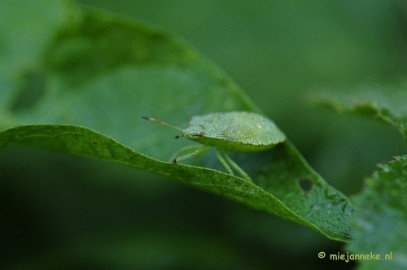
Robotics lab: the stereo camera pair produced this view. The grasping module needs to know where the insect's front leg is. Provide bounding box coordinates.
[171,145,210,163]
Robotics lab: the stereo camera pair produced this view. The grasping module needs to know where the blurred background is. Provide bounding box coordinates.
[2,0,407,269]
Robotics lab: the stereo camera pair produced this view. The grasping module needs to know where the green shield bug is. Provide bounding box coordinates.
[142,111,286,181]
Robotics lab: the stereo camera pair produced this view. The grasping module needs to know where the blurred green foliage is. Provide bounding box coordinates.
[2,0,407,269]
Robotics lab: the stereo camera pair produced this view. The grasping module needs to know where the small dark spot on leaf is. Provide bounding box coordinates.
[11,69,46,113]
[299,178,313,192]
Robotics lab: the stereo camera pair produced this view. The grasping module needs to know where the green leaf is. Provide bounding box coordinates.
[313,86,407,142]
[347,156,407,270]
[0,1,354,241]
[0,0,70,125]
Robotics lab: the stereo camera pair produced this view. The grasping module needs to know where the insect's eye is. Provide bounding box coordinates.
[197,132,204,137]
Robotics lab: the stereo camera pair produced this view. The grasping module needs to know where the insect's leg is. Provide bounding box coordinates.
[223,152,253,182]
[170,145,203,162]
[215,150,234,176]
[172,146,210,163]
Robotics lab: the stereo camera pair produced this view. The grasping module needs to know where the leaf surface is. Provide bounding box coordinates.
[0,0,354,241]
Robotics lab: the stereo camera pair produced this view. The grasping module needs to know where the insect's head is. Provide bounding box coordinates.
[176,125,204,140]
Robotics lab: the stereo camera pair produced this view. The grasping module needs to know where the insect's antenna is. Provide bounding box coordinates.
[141,116,183,132]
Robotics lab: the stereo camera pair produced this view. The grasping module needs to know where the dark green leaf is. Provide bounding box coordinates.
[313,86,407,143]
[347,156,407,269]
